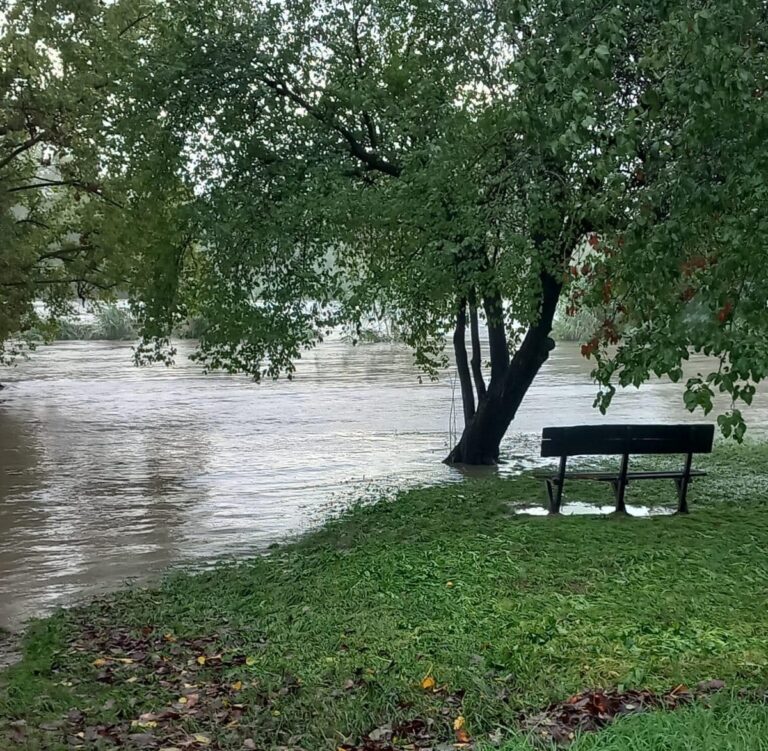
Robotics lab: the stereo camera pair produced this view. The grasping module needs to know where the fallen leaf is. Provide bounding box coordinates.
[453,716,465,730]
[231,681,243,691]
[420,675,436,690]
[92,658,108,667]
[455,727,471,744]
[196,655,206,666]
[129,733,158,748]
[193,734,211,746]
[131,720,157,729]
[245,656,256,666]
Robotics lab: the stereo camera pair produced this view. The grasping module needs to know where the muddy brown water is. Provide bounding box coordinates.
[1,339,765,632]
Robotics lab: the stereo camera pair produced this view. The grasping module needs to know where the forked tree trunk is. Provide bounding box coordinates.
[445,271,561,465]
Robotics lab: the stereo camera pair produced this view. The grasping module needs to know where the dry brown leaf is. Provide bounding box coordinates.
[455,727,472,744]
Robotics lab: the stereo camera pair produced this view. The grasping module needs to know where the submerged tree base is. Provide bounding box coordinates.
[2,446,768,750]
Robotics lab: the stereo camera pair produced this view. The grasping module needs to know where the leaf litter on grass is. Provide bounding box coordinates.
[519,680,727,746]
[5,608,737,751]
[15,616,270,750]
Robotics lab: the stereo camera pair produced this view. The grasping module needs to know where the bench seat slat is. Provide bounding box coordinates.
[532,469,706,481]
[541,424,715,457]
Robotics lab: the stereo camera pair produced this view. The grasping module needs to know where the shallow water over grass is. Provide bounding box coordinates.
[510,502,676,516]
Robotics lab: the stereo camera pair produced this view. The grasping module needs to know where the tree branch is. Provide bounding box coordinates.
[260,74,401,177]
[453,299,476,425]
[6,179,124,208]
[499,270,561,413]
[34,247,85,263]
[16,217,51,229]
[469,298,487,401]
[0,277,120,290]
[119,11,156,38]
[483,290,509,394]
[0,132,45,172]
[350,1,379,150]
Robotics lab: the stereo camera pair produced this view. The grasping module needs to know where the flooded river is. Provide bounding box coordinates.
[0,339,763,630]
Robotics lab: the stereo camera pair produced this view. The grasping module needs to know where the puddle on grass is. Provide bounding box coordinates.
[511,501,677,517]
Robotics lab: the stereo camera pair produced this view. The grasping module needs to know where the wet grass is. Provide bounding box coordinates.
[1,444,768,749]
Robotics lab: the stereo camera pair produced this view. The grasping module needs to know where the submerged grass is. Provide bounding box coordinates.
[2,445,768,749]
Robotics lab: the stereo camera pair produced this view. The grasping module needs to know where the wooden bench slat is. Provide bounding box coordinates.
[541,424,715,457]
[532,469,706,481]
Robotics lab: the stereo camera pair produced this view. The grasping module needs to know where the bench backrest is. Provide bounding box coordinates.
[540,424,715,458]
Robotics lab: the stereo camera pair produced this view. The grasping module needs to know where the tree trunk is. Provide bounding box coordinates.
[445,271,561,465]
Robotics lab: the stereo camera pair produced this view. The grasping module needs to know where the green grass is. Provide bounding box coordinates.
[2,445,768,749]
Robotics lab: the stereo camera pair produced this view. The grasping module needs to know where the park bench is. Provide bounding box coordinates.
[533,424,715,514]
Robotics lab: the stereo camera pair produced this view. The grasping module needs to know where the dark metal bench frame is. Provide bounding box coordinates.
[533,424,715,514]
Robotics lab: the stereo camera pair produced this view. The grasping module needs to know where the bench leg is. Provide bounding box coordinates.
[615,453,629,514]
[677,453,693,514]
[551,456,567,514]
[544,480,554,511]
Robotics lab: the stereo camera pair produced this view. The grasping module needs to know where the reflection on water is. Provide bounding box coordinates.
[0,339,764,629]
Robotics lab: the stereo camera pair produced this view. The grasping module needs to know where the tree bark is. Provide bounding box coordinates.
[445,271,562,465]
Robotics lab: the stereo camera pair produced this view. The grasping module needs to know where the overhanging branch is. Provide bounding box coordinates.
[260,74,401,177]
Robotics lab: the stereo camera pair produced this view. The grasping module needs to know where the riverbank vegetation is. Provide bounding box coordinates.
[2,444,767,750]
[19,307,209,343]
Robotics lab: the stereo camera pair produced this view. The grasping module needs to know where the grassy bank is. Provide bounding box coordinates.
[2,446,768,750]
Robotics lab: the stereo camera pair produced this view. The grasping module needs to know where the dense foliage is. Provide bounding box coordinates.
[0,0,185,362]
